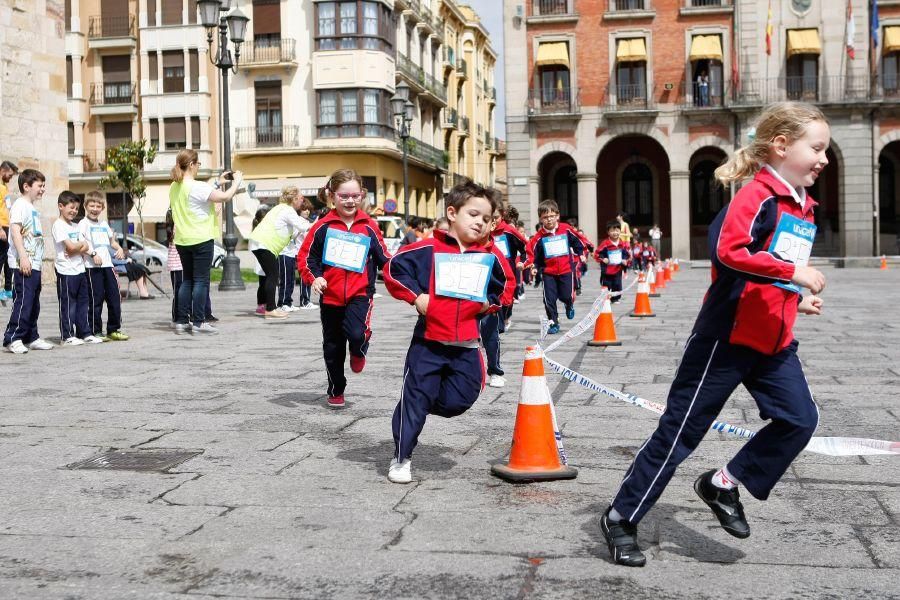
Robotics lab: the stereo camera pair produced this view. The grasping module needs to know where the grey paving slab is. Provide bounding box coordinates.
[0,265,898,598]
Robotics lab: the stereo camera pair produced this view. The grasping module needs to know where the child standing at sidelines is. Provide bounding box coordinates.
[276,195,314,312]
[53,192,103,346]
[80,192,129,341]
[3,169,53,353]
[525,200,585,334]
[298,169,391,408]
[601,102,829,567]
[383,181,514,483]
[593,220,631,304]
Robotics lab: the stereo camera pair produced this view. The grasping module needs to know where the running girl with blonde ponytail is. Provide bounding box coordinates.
[600,101,831,567]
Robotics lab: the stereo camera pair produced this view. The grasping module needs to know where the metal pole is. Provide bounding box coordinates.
[402,128,410,222]
[218,18,244,291]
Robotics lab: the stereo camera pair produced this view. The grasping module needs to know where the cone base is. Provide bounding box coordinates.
[491,463,578,483]
[629,312,656,317]
[588,340,621,347]
[649,292,660,298]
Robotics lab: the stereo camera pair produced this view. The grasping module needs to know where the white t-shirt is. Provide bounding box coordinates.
[52,218,86,275]
[78,218,116,268]
[650,227,662,240]
[277,212,311,257]
[7,197,44,271]
[187,181,216,221]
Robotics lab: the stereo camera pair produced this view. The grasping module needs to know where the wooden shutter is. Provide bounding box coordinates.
[253,0,281,35]
[102,55,130,82]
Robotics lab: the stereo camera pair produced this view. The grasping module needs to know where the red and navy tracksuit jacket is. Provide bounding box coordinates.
[481,222,526,376]
[297,209,391,398]
[525,223,585,323]
[611,166,821,524]
[593,239,631,301]
[384,229,514,460]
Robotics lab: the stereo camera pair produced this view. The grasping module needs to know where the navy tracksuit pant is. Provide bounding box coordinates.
[3,269,42,346]
[392,338,485,461]
[320,296,373,398]
[611,335,819,525]
[479,311,504,376]
[541,272,574,324]
[601,271,624,304]
[276,254,296,308]
[56,272,90,340]
[85,267,122,336]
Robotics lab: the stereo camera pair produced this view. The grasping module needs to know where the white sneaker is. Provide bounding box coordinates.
[6,340,28,354]
[519,293,526,300]
[28,338,54,350]
[83,335,105,344]
[513,298,521,304]
[299,303,319,310]
[504,320,512,332]
[388,458,412,484]
[63,337,85,346]
[276,305,296,313]
[192,322,219,334]
[489,374,506,388]
[373,293,383,299]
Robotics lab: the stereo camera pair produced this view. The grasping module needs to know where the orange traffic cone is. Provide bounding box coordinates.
[647,265,660,298]
[673,258,681,272]
[491,347,578,482]
[630,272,656,318]
[664,260,673,282]
[588,291,621,347]
[881,255,888,270]
[655,263,667,289]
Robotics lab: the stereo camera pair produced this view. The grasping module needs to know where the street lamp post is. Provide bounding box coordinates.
[198,0,248,291]
[391,82,415,223]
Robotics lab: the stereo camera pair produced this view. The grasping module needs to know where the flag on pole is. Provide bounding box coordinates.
[765,1,773,55]
[847,0,856,59]
[872,0,880,50]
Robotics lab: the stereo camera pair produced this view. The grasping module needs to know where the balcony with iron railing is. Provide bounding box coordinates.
[89,82,137,115]
[459,115,470,135]
[442,47,456,73]
[605,0,654,18]
[603,83,657,114]
[730,76,871,107]
[79,149,111,174]
[679,80,730,110]
[533,0,572,16]
[87,15,136,47]
[396,53,426,93]
[528,87,581,118]
[488,86,497,105]
[400,135,449,171]
[443,107,458,129]
[456,58,468,80]
[423,71,448,105]
[239,38,297,68]
[234,125,301,151]
[681,0,733,15]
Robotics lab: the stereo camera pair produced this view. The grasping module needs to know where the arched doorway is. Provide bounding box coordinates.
[807,146,840,256]
[879,141,900,255]
[689,147,728,259]
[538,151,578,222]
[595,135,671,252]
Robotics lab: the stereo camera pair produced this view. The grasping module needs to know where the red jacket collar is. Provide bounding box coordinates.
[433,228,493,253]
[318,208,373,226]
[753,168,819,214]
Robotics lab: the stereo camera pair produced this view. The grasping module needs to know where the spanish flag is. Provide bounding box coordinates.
[765,1,773,55]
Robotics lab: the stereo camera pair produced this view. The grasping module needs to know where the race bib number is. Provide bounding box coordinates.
[434,252,495,303]
[31,210,42,236]
[322,228,371,273]
[768,213,816,294]
[90,226,111,247]
[608,249,623,265]
[542,234,569,258]
[493,234,510,258]
[67,232,80,242]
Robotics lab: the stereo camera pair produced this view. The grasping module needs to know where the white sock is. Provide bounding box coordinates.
[608,507,625,522]
[711,466,739,490]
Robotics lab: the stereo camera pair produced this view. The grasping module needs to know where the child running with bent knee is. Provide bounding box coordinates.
[383,181,514,484]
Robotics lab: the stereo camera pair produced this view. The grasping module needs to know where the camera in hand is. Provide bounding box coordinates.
[223,171,234,181]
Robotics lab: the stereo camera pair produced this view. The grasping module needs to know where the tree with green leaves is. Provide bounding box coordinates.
[98,140,157,249]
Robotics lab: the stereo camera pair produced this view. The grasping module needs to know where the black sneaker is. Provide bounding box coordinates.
[600,507,646,567]
[694,470,751,539]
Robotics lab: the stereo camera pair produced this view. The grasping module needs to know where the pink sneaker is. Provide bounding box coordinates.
[350,355,366,374]
[327,395,345,408]
[255,304,266,315]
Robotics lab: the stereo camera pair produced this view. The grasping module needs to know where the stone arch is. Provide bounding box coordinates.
[537,151,578,221]
[688,146,729,259]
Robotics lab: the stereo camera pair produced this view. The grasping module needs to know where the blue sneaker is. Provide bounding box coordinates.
[566,306,575,320]
[547,323,561,335]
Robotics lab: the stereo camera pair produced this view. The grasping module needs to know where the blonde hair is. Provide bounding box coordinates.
[170,149,199,182]
[84,190,105,206]
[318,168,366,206]
[280,185,300,204]
[715,102,827,186]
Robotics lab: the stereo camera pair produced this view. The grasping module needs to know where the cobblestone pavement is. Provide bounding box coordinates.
[0,265,898,599]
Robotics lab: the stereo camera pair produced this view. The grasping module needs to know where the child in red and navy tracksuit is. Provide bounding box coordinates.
[601,102,829,567]
[593,220,631,303]
[525,200,584,334]
[383,181,514,484]
[297,169,391,409]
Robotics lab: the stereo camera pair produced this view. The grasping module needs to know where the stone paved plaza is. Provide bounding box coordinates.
[0,265,898,599]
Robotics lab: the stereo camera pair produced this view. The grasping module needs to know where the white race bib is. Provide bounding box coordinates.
[90,226,111,247]
[322,227,371,273]
[608,249,623,265]
[768,213,816,294]
[493,234,510,258]
[434,252,495,303]
[542,234,569,258]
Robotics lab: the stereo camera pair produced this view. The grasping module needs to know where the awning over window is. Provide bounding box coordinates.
[884,26,900,54]
[536,42,570,68]
[689,35,723,62]
[616,38,647,63]
[786,29,821,57]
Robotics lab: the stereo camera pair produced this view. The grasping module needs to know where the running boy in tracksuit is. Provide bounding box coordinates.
[593,220,631,303]
[298,169,391,409]
[525,200,584,334]
[383,181,514,484]
[601,101,829,567]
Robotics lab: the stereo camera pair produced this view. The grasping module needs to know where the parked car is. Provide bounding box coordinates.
[376,216,404,255]
[116,235,226,268]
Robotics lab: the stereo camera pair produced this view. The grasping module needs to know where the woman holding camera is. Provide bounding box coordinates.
[168,149,242,335]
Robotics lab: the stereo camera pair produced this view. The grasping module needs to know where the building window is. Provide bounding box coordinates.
[66,57,73,98]
[535,42,572,110]
[189,49,199,92]
[616,62,647,105]
[622,162,653,227]
[690,160,727,225]
[188,0,197,24]
[104,121,132,150]
[689,34,724,107]
[611,0,646,10]
[253,0,281,47]
[255,81,283,145]
[191,116,201,148]
[316,88,392,139]
[315,1,393,52]
[161,0,182,25]
[67,122,75,154]
[164,118,186,150]
[884,52,900,96]
[149,119,160,148]
[149,52,158,88]
[786,54,818,101]
[147,0,157,26]
[162,51,184,93]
